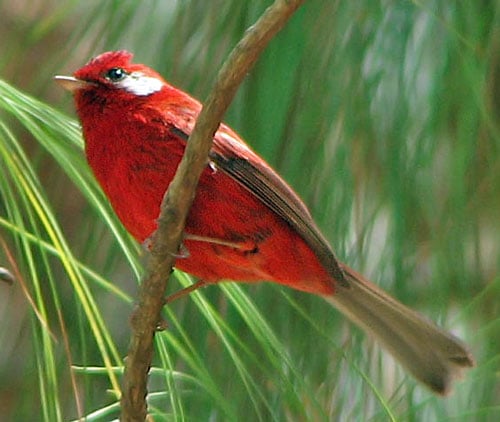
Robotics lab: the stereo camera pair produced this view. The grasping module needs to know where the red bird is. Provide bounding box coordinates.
[55,51,473,394]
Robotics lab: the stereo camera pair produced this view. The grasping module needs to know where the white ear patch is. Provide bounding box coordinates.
[116,71,164,96]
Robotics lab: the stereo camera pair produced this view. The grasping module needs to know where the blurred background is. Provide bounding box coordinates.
[0,0,498,420]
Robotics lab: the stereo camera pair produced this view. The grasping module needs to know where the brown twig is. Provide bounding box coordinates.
[119,0,306,420]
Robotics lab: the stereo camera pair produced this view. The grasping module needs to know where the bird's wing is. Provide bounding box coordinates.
[167,122,348,287]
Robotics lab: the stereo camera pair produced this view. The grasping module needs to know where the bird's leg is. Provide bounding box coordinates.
[171,241,190,259]
[164,279,208,304]
[164,233,247,304]
[183,233,247,249]
[142,234,191,258]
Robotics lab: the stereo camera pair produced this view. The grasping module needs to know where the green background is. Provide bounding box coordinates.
[0,1,498,420]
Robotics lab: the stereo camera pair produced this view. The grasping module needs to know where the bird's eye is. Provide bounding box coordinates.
[105,67,127,82]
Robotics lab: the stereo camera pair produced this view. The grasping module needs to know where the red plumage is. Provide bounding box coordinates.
[56,50,473,394]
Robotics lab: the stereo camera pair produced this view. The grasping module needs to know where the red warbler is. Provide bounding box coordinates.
[55,51,473,394]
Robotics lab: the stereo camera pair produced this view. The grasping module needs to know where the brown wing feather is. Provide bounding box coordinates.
[167,123,348,286]
[164,120,349,287]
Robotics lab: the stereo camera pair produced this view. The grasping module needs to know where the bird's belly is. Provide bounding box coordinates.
[99,158,334,295]
[176,171,335,295]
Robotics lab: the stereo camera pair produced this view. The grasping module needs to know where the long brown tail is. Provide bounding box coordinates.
[325,265,474,394]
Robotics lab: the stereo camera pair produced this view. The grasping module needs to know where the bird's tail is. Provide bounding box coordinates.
[325,265,474,394]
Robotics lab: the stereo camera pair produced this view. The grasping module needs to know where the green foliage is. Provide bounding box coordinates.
[0,0,498,420]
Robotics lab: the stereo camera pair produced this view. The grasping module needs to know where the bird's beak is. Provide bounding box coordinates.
[54,75,94,92]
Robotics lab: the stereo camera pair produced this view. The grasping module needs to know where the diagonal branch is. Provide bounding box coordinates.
[120,0,306,420]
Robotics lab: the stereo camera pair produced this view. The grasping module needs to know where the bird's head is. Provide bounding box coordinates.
[54,50,166,99]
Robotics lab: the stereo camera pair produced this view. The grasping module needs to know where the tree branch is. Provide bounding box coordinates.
[120,0,306,420]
